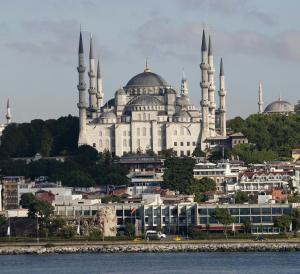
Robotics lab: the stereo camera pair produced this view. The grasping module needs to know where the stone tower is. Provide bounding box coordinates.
[200,30,210,149]
[208,35,216,137]
[5,99,11,124]
[218,58,227,137]
[258,81,263,114]
[180,70,189,96]
[77,31,88,146]
[96,59,104,111]
[88,34,97,118]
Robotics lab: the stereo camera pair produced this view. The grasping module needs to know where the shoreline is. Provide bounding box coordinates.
[1,241,300,255]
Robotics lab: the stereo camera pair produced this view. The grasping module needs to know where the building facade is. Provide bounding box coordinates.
[76,30,229,156]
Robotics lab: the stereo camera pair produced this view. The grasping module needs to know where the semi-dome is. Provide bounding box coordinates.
[264,98,294,114]
[100,111,117,119]
[126,71,168,87]
[177,95,191,106]
[174,110,190,118]
[127,95,163,106]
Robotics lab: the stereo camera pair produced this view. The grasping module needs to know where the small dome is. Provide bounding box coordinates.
[177,95,191,106]
[115,88,126,95]
[264,99,294,114]
[165,88,177,95]
[174,110,190,119]
[126,71,168,87]
[100,111,116,119]
[103,98,115,108]
[127,95,163,106]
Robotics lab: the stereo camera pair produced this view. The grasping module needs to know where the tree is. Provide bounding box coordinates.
[186,178,216,202]
[192,146,206,157]
[242,219,252,234]
[124,222,135,237]
[274,214,292,233]
[158,148,177,159]
[0,215,6,226]
[295,100,300,113]
[291,208,300,233]
[211,207,235,238]
[163,157,196,194]
[234,191,249,204]
[208,147,231,161]
[20,193,36,209]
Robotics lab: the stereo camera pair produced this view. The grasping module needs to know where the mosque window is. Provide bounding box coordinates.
[123,139,127,147]
[180,127,184,135]
[99,140,102,147]
[99,131,102,136]
[148,113,151,120]
[123,131,126,137]
[105,139,109,147]
[143,127,146,136]
[137,128,140,136]
[174,130,177,136]
[137,139,141,147]
[143,113,146,120]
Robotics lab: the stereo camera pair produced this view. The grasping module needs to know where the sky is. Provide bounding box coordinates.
[0,0,300,123]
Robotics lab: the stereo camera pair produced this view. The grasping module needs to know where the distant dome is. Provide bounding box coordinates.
[126,71,168,88]
[103,98,115,108]
[127,95,163,106]
[264,99,294,114]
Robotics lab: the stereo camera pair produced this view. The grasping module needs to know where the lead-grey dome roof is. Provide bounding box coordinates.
[127,95,163,106]
[126,71,168,87]
[264,99,294,113]
[174,110,190,118]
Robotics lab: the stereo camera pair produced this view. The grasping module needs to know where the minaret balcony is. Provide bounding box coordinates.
[77,83,86,90]
[200,81,209,88]
[77,66,86,73]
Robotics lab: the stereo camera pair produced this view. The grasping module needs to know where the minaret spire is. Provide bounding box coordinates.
[5,99,12,124]
[200,29,210,149]
[208,35,216,137]
[144,57,150,72]
[181,69,189,96]
[218,58,227,137]
[77,30,88,146]
[96,58,104,111]
[88,33,97,117]
[258,81,264,114]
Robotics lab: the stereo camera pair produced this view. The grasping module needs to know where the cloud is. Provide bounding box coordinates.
[134,19,300,62]
[6,19,111,61]
[177,0,275,26]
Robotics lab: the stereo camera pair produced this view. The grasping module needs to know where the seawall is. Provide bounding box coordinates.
[1,241,300,255]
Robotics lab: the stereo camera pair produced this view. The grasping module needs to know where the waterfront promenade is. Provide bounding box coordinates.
[1,239,300,254]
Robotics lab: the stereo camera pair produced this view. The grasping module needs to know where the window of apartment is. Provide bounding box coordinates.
[192,142,196,146]
[180,151,184,156]
[180,142,184,146]
[138,114,142,120]
[187,150,190,156]
[174,142,177,146]
[93,143,96,148]
[187,142,190,146]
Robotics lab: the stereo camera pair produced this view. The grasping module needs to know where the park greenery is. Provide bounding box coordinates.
[163,157,216,202]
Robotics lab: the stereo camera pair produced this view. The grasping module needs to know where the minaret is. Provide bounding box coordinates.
[77,30,88,146]
[200,30,210,148]
[208,35,216,136]
[88,34,97,118]
[180,70,189,96]
[258,81,263,114]
[5,99,12,124]
[219,58,227,137]
[96,59,104,111]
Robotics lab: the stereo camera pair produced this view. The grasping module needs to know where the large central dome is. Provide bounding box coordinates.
[126,71,169,88]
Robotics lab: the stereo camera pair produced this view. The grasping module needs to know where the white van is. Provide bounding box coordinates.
[145,230,166,241]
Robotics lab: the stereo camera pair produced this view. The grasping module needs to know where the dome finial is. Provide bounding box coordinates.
[279,93,282,101]
[144,57,150,72]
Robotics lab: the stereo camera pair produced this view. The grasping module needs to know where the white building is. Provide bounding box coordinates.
[76,30,229,156]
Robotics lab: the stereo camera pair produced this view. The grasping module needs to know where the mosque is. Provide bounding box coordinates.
[0,100,12,138]
[257,81,295,115]
[76,29,242,156]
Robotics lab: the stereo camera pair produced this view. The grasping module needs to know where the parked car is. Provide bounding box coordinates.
[145,230,166,241]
